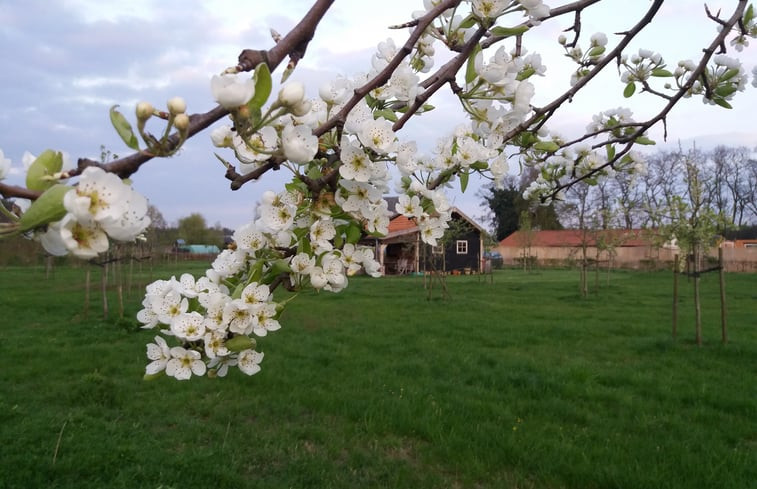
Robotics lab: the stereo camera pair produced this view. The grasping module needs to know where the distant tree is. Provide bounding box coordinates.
[177,213,210,244]
[481,177,561,241]
[147,205,167,229]
[611,170,646,229]
[708,146,754,228]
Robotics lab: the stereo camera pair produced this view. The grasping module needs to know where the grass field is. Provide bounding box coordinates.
[0,263,755,488]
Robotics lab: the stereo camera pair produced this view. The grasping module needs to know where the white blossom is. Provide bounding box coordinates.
[237,349,264,375]
[211,74,255,109]
[166,347,206,380]
[281,123,318,164]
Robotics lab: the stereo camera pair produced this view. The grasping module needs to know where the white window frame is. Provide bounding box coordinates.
[432,244,443,255]
[456,240,468,254]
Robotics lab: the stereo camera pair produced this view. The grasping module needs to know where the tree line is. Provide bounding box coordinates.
[483,145,757,240]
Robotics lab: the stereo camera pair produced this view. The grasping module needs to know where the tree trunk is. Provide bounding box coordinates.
[84,267,91,320]
[580,246,588,298]
[45,255,54,279]
[101,262,109,320]
[719,247,727,344]
[693,249,702,346]
[672,254,678,340]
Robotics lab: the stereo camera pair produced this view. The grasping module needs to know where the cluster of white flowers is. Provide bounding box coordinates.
[669,54,750,107]
[139,273,268,380]
[211,77,318,173]
[468,45,543,134]
[586,107,637,138]
[39,167,150,258]
[139,211,383,379]
[620,48,664,84]
[561,31,608,86]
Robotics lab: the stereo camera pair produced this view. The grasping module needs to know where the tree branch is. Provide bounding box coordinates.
[37,0,339,198]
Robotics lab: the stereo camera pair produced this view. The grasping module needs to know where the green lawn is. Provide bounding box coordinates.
[0,263,755,488]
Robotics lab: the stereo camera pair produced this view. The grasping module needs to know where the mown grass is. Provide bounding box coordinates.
[0,263,755,488]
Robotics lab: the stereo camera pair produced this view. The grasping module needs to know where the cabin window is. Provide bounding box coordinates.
[456,240,468,254]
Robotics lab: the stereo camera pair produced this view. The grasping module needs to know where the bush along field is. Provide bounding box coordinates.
[1,263,755,489]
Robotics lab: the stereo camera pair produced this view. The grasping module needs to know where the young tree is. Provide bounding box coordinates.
[659,148,726,345]
[0,0,756,379]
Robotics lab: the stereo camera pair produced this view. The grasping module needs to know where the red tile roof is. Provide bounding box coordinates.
[386,208,486,235]
[499,229,653,248]
[387,215,417,234]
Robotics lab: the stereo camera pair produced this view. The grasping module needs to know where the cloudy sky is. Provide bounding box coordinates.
[1,0,756,230]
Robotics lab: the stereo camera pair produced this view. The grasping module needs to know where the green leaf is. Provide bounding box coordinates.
[285,179,308,194]
[605,144,616,161]
[587,46,605,58]
[516,67,535,81]
[400,176,412,191]
[634,136,656,145]
[714,85,737,98]
[489,25,530,37]
[533,141,560,153]
[651,68,674,77]
[470,161,488,171]
[306,165,323,181]
[18,183,70,231]
[459,170,470,193]
[458,14,478,29]
[623,82,636,98]
[421,104,435,112]
[518,132,538,147]
[744,4,754,25]
[346,222,363,244]
[298,236,312,255]
[247,63,272,113]
[712,97,733,109]
[373,109,398,122]
[720,68,740,82]
[465,43,482,85]
[25,150,63,192]
[263,258,293,283]
[109,105,139,151]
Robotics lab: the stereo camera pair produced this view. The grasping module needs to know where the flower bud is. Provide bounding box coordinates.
[167,97,186,115]
[143,370,166,381]
[226,335,257,353]
[136,101,154,121]
[278,82,305,107]
[290,99,312,117]
[173,113,190,132]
